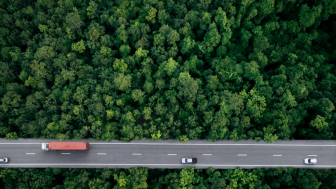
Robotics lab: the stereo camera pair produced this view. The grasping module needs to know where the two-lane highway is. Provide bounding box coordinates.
[0,139,336,169]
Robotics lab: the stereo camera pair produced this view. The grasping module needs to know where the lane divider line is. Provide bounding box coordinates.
[203,154,212,156]
[308,155,318,156]
[238,154,247,156]
[273,155,282,156]
[132,153,141,155]
[26,153,35,155]
[61,153,71,155]
[97,153,106,155]
[167,154,177,155]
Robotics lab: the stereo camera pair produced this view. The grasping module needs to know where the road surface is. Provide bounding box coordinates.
[0,138,335,169]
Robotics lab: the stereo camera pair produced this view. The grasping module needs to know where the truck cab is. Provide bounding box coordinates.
[182,157,197,164]
[41,143,49,151]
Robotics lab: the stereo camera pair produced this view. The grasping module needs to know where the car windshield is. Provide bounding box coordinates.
[308,159,311,163]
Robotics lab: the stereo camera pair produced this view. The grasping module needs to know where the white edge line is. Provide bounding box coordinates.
[61,153,71,154]
[0,164,335,167]
[167,154,177,155]
[273,155,282,156]
[0,143,41,144]
[203,154,212,155]
[26,153,35,155]
[308,155,318,156]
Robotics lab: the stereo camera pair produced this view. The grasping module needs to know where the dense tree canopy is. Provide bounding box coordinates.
[1,0,335,142]
[1,167,336,189]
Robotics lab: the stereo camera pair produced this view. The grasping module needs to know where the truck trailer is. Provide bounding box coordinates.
[41,142,89,151]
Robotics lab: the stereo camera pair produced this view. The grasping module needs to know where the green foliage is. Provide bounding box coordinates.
[204,23,221,48]
[86,22,105,42]
[106,110,114,120]
[246,88,267,120]
[114,74,132,91]
[135,48,149,63]
[215,7,228,32]
[34,46,56,60]
[0,164,334,188]
[179,77,199,102]
[66,9,84,30]
[179,135,189,143]
[113,59,128,73]
[115,25,128,46]
[5,132,18,139]
[38,24,47,33]
[100,46,113,57]
[143,80,154,93]
[146,7,157,24]
[264,133,278,143]
[142,107,152,120]
[299,4,323,30]
[178,72,191,82]
[179,37,196,55]
[310,115,329,132]
[243,61,260,80]
[119,44,131,57]
[114,171,129,187]
[153,33,165,46]
[167,29,180,45]
[163,58,179,76]
[280,89,297,108]
[151,130,161,140]
[18,70,28,81]
[86,0,98,19]
[72,39,86,53]
[132,89,145,104]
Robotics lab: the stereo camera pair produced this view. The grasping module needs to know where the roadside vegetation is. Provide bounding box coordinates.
[1,167,336,188]
[0,0,336,187]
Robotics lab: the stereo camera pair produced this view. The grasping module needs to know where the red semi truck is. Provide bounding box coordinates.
[41,142,89,151]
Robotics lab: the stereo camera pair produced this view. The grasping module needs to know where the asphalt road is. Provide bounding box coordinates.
[0,138,335,169]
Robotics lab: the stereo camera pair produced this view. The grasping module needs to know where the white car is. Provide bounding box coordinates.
[182,157,197,164]
[0,158,9,163]
[304,158,317,165]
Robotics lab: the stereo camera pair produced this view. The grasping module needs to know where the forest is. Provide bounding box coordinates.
[0,0,336,142]
[1,0,336,187]
[1,167,336,189]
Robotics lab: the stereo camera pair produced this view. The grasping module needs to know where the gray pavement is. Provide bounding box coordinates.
[0,138,335,169]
